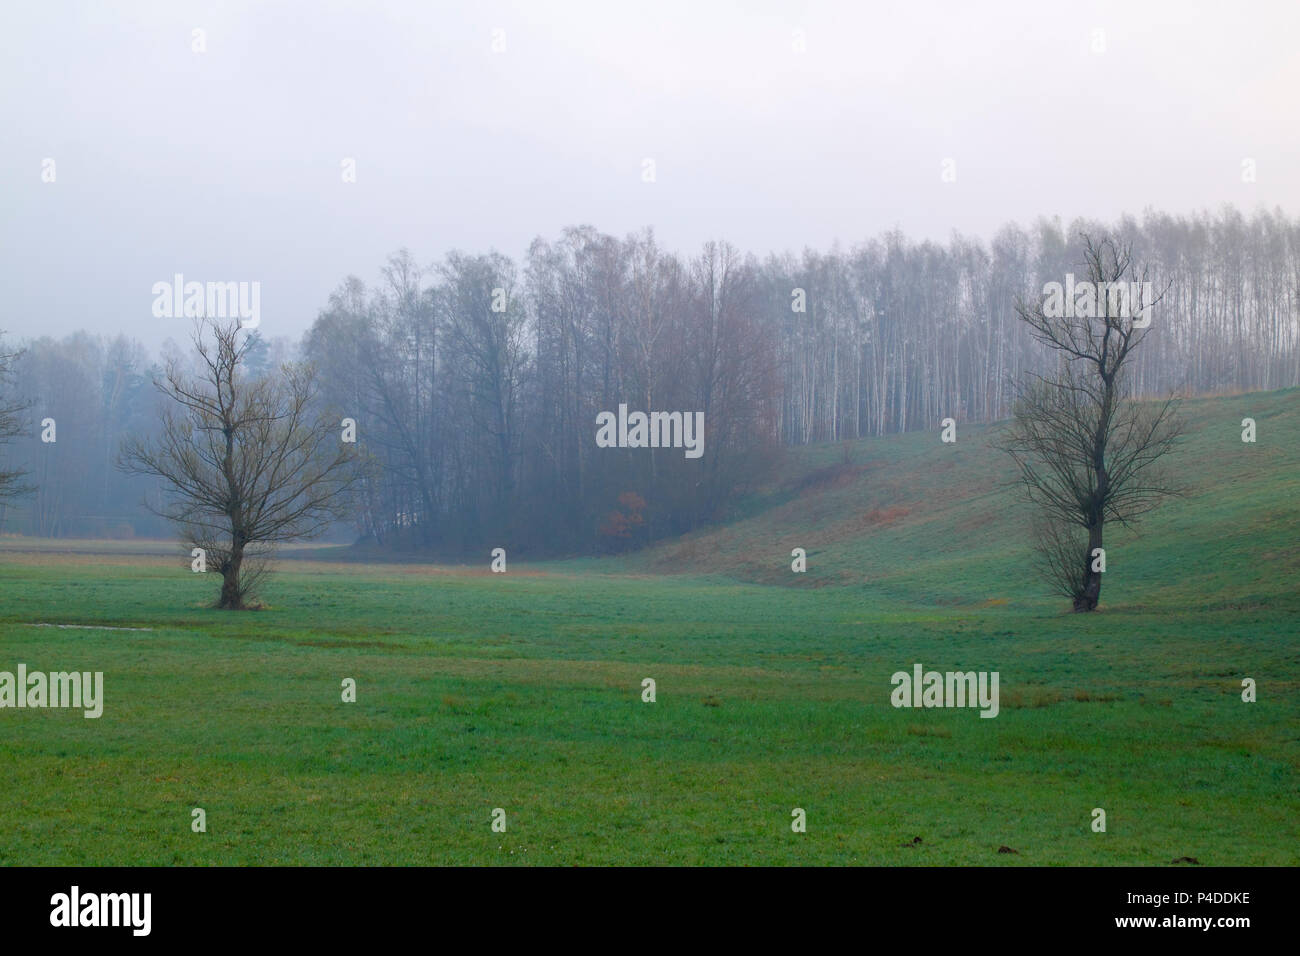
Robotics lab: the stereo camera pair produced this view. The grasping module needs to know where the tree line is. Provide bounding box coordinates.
[0,204,1296,559]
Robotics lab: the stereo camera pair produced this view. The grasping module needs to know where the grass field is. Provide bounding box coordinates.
[1,390,1296,865]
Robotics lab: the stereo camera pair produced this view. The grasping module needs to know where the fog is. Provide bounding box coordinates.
[3,0,1298,348]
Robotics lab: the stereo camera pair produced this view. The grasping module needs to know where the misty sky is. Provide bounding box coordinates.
[3,0,1298,349]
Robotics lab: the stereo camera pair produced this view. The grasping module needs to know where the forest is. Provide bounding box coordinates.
[1,204,1296,556]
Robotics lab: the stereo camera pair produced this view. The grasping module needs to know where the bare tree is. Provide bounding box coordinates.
[120,319,357,609]
[1000,235,1184,611]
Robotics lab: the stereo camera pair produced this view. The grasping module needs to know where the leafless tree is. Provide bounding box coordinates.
[119,319,357,608]
[1000,235,1184,611]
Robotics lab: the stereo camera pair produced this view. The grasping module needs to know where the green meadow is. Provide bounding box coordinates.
[1,390,1296,865]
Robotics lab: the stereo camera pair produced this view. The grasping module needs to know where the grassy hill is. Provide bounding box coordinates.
[616,388,1300,612]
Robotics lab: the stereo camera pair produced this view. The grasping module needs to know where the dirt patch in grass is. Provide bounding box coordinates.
[790,462,873,495]
[906,724,953,738]
[999,688,1065,709]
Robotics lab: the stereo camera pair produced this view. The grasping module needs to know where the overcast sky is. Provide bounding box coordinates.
[3,0,1298,349]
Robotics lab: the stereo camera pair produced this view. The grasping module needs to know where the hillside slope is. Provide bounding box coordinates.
[620,389,1300,611]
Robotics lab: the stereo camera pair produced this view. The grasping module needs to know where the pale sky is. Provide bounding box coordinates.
[3,0,1298,348]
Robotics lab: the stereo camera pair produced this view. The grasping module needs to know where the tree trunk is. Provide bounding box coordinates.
[1076,400,1111,612]
[219,543,245,609]
[1074,524,1102,612]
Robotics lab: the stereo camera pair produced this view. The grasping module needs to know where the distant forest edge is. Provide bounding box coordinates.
[1,204,1297,555]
